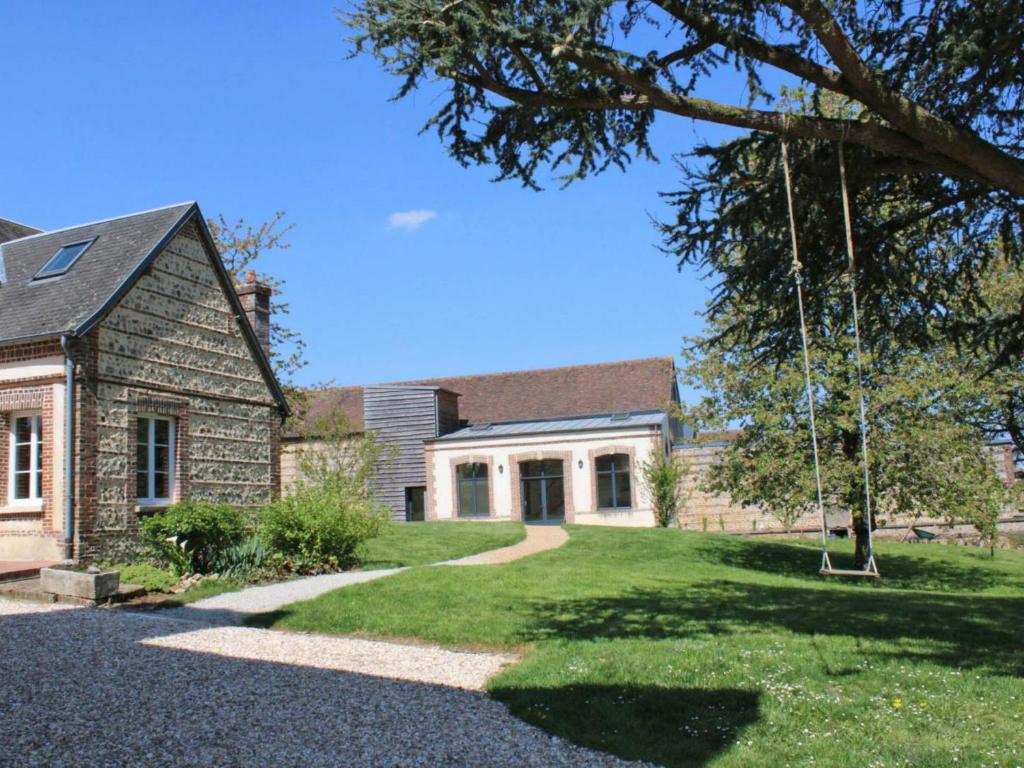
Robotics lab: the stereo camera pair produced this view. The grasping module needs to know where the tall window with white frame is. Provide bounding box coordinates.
[10,414,43,504]
[595,453,631,509]
[137,416,175,505]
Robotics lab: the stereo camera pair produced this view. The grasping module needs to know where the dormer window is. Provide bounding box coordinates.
[34,238,96,279]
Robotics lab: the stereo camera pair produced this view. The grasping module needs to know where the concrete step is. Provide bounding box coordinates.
[0,578,145,606]
[0,578,57,604]
[0,564,52,583]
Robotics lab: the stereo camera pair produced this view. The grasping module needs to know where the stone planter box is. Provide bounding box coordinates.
[40,567,120,601]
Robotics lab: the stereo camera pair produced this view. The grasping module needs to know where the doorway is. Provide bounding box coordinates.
[405,486,426,521]
[519,459,565,522]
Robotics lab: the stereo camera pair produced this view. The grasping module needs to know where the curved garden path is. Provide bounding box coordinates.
[166,523,568,624]
[440,523,569,565]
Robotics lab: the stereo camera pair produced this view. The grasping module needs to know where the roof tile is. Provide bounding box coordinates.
[291,357,678,436]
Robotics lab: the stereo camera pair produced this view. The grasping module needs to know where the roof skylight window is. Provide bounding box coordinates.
[34,238,95,279]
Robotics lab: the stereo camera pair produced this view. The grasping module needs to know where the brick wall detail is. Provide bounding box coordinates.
[587,445,639,512]
[508,450,575,523]
[447,455,497,519]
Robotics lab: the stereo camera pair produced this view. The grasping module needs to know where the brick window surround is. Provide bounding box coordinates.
[588,445,638,512]
[126,393,190,512]
[0,386,55,530]
[448,455,497,519]
[508,450,575,523]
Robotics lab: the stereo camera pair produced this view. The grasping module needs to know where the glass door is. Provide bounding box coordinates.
[519,459,565,522]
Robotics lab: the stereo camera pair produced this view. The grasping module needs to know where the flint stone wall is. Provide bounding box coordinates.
[83,222,278,560]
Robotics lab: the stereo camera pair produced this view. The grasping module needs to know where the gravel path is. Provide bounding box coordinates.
[442,524,569,566]
[161,567,405,625]
[0,598,645,767]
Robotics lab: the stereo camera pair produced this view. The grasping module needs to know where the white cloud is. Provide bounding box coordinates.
[388,209,437,231]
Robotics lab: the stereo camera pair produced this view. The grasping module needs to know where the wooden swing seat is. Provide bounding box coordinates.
[819,567,880,578]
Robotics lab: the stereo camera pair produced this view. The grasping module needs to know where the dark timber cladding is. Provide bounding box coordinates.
[364,385,454,521]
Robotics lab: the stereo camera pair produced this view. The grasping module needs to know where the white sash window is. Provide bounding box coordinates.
[10,414,43,503]
[136,416,175,505]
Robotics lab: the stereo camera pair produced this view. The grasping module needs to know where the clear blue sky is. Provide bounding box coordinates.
[0,1,753,399]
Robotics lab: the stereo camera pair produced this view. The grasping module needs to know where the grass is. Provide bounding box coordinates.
[253,526,1024,768]
[108,521,522,609]
[162,577,245,604]
[106,563,244,606]
[109,563,178,592]
[356,520,525,569]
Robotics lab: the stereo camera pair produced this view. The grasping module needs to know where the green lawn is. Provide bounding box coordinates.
[356,520,525,569]
[253,526,1024,768]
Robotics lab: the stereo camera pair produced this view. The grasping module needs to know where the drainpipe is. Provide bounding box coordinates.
[60,335,75,561]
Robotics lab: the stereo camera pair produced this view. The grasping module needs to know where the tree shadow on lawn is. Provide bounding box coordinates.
[692,536,1014,592]
[494,684,760,768]
[524,581,1024,676]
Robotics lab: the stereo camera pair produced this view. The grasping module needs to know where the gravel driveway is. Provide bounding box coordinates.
[0,598,645,767]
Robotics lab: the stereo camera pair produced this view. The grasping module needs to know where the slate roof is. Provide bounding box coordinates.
[0,203,194,344]
[0,202,288,414]
[0,217,40,244]
[291,357,678,436]
[431,410,669,442]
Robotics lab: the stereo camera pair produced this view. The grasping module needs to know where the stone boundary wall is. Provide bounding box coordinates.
[673,441,1020,536]
[673,442,819,534]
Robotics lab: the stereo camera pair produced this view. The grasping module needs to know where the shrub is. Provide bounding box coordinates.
[263,408,391,573]
[212,534,272,580]
[140,501,247,575]
[639,450,690,527]
[260,485,388,573]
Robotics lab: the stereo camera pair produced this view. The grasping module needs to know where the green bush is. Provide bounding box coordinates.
[260,485,388,573]
[140,501,247,575]
[212,534,272,580]
[639,451,690,527]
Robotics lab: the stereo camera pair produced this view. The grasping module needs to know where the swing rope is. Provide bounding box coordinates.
[838,143,879,576]
[780,142,831,571]
[780,141,880,577]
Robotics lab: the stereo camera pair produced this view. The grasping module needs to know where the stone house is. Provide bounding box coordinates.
[285,358,687,525]
[0,203,288,563]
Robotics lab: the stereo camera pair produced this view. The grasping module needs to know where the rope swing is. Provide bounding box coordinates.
[779,141,880,578]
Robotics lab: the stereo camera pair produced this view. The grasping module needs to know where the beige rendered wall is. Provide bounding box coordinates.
[425,426,666,526]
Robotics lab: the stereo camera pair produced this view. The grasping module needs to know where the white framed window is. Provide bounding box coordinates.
[9,413,43,504]
[136,415,175,505]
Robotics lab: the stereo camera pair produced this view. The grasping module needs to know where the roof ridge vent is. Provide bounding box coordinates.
[610,412,631,421]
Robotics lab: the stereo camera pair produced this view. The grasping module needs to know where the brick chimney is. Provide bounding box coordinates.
[236,270,272,359]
